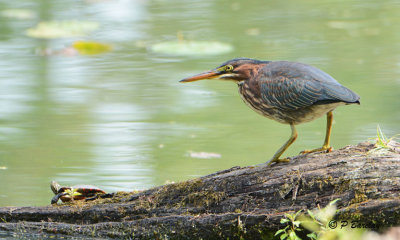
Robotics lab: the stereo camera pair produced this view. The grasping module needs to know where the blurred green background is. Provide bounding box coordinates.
[0,0,399,207]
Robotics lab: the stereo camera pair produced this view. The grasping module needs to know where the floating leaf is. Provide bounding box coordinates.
[150,40,233,56]
[72,41,112,55]
[187,151,222,159]
[1,9,35,20]
[26,20,99,39]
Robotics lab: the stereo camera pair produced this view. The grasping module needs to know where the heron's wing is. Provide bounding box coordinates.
[318,82,360,104]
[258,62,359,110]
[259,76,360,110]
[259,73,323,110]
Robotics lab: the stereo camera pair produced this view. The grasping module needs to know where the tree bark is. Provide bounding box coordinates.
[1,141,399,239]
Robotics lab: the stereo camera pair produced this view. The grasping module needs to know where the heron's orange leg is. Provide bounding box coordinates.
[267,124,297,166]
[301,111,333,154]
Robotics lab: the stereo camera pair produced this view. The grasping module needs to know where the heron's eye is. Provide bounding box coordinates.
[225,65,234,72]
[217,65,234,72]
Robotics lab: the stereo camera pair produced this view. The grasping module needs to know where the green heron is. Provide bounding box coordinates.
[180,58,360,165]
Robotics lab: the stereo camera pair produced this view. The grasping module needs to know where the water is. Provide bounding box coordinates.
[0,0,399,207]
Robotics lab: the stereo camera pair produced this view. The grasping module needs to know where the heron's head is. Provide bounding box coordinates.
[180,58,268,83]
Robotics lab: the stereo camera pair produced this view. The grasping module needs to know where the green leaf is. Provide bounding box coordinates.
[280,233,288,240]
[307,210,315,220]
[307,232,317,240]
[283,226,289,231]
[293,221,301,227]
[150,40,233,56]
[280,218,290,224]
[294,209,303,218]
[289,231,297,240]
[284,213,294,221]
[26,20,99,39]
[275,229,285,236]
[329,198,341,206]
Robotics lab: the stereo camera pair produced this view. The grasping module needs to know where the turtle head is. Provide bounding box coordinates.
[50,181,61,194]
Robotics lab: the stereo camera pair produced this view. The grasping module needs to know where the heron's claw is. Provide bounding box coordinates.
[266,157,290,166]
[300,146,332,154]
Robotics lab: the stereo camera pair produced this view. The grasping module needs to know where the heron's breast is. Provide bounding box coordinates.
[238,82,289,123]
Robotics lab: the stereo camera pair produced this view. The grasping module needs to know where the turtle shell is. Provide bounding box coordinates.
[71,184,106,196]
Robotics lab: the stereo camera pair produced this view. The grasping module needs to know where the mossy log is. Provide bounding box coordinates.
[1,141,399,239]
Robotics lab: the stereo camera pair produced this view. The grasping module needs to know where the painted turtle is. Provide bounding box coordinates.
[50,181,106,204]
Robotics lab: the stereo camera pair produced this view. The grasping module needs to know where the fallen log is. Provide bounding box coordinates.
[1,141,399,239]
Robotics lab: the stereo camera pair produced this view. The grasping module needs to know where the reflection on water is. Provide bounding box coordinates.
[0,0,399,207]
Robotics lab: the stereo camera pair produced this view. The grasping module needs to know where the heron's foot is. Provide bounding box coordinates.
[300,146,333,154]
[266,157,290,166]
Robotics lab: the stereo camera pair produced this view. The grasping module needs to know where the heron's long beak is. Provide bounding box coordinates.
[180,70,220,83]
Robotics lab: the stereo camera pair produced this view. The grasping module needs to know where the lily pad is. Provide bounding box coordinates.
[26,20,99,39]
[72,41,112,55]
[1,9,35,20]
[150,40,233,56]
